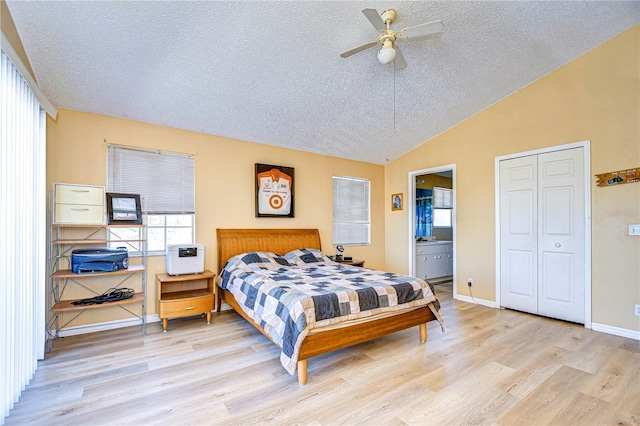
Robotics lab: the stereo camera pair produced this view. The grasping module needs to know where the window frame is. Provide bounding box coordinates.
[144,213,195,255]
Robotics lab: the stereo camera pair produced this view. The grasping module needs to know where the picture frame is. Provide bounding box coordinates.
[255,163,295,218]
[106,192,142,224]
[392,193,403,211]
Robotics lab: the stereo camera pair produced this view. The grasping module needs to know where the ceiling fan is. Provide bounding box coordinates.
[340,8,444,70]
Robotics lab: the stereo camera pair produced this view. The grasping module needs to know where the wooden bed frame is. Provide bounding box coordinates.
[216,228,438,384]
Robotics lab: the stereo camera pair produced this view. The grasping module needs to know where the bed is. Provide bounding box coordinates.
[215,228,443,384]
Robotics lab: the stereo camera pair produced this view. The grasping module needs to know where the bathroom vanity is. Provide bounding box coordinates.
[416,241,453,281]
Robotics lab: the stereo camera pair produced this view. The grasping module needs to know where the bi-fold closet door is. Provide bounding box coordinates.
[499,147,585,324]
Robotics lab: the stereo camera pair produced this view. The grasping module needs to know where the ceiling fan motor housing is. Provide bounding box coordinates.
[380,32,397,43]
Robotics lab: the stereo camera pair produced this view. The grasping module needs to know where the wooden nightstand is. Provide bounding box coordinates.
[156,270,216,332]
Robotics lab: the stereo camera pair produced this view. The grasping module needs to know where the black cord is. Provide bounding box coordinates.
[71,288,134,306]
[468,283,478,304]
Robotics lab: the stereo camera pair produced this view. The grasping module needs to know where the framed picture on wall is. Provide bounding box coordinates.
[106,192,142,224]
[255,163,295,218]
[392,193,403,211]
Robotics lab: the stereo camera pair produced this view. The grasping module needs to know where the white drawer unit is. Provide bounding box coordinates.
[53,183,105,224]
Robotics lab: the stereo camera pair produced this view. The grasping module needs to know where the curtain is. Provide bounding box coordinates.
[416,188,433,237]
[1,51,47,422]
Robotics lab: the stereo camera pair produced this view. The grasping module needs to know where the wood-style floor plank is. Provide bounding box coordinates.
[6,283,639,425]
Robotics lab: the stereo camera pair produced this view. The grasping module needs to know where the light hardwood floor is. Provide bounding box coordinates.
[7,283,639,425]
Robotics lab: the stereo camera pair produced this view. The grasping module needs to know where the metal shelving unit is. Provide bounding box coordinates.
[46,220,147,353]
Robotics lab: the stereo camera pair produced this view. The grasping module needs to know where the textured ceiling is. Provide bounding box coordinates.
[6,1,639,164]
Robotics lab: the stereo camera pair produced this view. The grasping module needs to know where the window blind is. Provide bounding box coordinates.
[107,145,195,214]
[434,187,453,208]
[332,176,371,246]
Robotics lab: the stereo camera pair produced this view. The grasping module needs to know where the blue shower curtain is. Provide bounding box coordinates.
[416,188,433,237]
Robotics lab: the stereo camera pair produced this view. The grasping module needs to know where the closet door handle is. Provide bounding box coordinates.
[555,243,561,248]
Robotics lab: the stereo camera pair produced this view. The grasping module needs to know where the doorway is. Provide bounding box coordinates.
[409,165,456,296]
[495,141,591,327]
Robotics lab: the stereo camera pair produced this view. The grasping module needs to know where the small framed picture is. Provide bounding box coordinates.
[106,193,142,224]
[392,193,403,211]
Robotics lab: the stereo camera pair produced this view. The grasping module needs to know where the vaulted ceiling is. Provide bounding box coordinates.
[6,1,639,164]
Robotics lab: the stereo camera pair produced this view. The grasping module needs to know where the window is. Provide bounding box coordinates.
[433,187,453,228]
[107,145,195,255]
[433,208,452,228]
[332,176,371,246]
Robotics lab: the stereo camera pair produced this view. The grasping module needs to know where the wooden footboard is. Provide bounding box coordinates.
[218,288,436,384]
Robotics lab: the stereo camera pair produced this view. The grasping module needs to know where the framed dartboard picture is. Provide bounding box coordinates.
[255,163,295,218]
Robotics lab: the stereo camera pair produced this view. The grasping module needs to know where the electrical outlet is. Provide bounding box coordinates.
[635,304,640,317]
[468,278,473,287]
[629,224,640,236]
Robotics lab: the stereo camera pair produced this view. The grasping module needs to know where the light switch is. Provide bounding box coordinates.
[630,224,640,236]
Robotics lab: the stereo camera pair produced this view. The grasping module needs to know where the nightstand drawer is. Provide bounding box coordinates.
[54,204,104,224]
[158,294,214,318]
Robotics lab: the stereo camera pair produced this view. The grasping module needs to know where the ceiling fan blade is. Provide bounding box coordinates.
[398,20,444,39]
[340,41,379,58]
[361,8,385,31]
[393,45,407,71]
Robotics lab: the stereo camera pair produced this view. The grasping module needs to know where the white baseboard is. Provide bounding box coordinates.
[56,309,639,343]
[454,293,498,308]
[58,315,160,337]
[450,300,640,340]
[591,322,640,341]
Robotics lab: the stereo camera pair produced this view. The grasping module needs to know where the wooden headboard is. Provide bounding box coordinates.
[216,228,321,271]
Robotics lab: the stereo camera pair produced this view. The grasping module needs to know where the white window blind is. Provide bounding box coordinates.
[107,145,195,214]
[433,187,453,208]
[1,50,47,422]
[433,187,453,228]
[332,176,371,246]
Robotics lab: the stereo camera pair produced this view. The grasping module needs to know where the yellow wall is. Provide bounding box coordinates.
[47,110,385,326]
[416,175,452,190]
[385,26,640,332]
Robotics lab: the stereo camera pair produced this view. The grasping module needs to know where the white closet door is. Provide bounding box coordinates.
[500,155,538,314]
[537,148,585,323]
[499,147,585,324]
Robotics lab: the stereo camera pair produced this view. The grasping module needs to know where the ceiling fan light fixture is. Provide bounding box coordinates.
[377,40,396,64]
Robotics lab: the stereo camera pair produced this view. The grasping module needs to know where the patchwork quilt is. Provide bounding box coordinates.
[217,248,443,374]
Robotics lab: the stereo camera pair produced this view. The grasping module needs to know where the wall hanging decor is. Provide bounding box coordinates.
[255,163,295,218]
[392,193,403,211]
[595,167,639,187]
[106,192,142,224]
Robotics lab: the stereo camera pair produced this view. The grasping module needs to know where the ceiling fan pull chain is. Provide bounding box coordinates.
[393,66,397,134]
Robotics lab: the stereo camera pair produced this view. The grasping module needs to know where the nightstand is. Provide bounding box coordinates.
[156,270,216,332]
